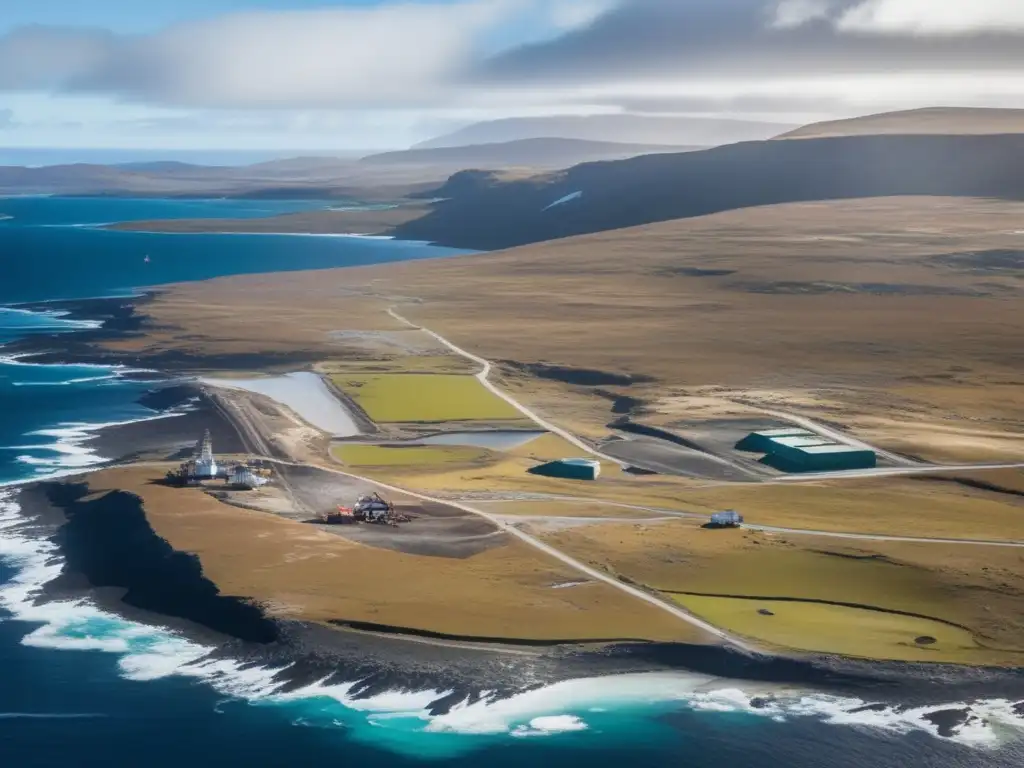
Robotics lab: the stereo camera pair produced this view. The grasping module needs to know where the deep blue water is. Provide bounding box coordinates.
[1,198,1022,767]
[0,148,364,167]
[0,197,461,304]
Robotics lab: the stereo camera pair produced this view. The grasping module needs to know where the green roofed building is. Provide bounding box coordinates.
[735,427,815,452]
[528,458,602,481]
[766,443,877,472]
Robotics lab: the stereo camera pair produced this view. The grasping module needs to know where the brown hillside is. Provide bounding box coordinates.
[777,107,1024,140]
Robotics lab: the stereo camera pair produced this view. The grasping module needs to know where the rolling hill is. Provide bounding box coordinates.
[395,132,1024,250]
[359,138,699,169]
[776,107,1024,140]
[417,114,796,149]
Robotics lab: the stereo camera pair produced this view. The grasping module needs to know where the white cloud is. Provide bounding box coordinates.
[771,0,834,29]
[838,0,1024,35]
[0,1,557,109]
[546,0,617,30]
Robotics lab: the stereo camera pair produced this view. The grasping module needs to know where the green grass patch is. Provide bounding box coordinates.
[322,355,475,375]
[672,594,980,662]
[331,373,523,422]
[332,444,492,468]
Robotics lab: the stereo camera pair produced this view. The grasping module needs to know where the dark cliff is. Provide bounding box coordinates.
[396,134,1024,250]
[45,482,278,644]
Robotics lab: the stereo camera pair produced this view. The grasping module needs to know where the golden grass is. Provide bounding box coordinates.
[777,107,1024,140]
[319,354,475,375]
[85,466,711,644]
[330,373,523,423]
[680,475,1024,542]
[672,595,982,663]
[332,444,492,468]
[122,197,1024,461]
[476,500,666,520]
[538,520,1024,664]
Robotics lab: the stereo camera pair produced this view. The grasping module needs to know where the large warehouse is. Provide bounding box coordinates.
[735,428,816,453]
[736,429,877,473]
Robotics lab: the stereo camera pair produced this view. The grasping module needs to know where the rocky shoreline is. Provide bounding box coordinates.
[13,475,1024,721]
[2,293,326,374]
[4,290,1024,732]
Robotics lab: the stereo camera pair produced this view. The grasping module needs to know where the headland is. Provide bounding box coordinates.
[4,192,1024,730]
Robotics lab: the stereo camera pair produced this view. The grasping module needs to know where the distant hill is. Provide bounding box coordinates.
[112,161,217,174]
[360,138,700,170]
[777,108,1024,140]
[396,133,1024,250]
[0,157,452,199]
[417,115,796,150]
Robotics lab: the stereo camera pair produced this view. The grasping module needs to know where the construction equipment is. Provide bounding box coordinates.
[319,505,357,525]
[318,492,413,527]
[353,492,395,523]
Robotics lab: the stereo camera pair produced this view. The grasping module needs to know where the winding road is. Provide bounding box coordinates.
[387,307,628,468]
[307,459,762,654]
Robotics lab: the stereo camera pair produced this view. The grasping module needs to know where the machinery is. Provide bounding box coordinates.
[319,492,412,526]
[354,492,395,523]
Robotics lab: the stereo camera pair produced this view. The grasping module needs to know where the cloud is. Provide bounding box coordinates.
[772,0,834,29]
[594,92,850,116]
[477,0,1024,84]
[837,0,1024,35]
[0,108,15,129]
[545,0,617,30]
[0,1,561,109]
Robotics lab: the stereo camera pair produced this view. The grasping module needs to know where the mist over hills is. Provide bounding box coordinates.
[415,114,797,149]
[9,108,1024,250]
[359,138,701,169]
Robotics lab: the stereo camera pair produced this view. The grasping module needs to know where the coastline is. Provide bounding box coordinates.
[104,205,429,239]
[2,290,1024,749]
[7,472,1024,735]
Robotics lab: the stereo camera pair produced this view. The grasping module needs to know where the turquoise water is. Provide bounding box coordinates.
[0,198,1022,766]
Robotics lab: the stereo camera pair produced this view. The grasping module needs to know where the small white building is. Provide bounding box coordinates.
[193,430,218,478]
[229,464,268,489]
[710,510,743,528]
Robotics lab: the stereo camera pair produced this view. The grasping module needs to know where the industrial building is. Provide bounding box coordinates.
[773,444,877,472]
[228,464,269,490]
[528,458,602,481]
[735,428,816,453]
[736,428,877,473]
[193,430,219,479]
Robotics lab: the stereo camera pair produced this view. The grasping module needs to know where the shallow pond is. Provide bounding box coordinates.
[416,430,546,450]
[207,372,359,436]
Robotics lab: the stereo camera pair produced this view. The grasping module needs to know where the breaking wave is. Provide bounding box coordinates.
[1,489,1023,758]
[0,306,103,333]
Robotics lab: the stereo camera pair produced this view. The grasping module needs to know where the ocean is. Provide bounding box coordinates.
[0,197,1022,767]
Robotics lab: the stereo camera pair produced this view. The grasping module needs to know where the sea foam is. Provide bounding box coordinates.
[1,488,1023,755]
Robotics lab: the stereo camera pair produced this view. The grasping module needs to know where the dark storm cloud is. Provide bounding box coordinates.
[476,0,1024,84]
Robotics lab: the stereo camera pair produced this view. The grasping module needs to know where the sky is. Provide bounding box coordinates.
[1,0,1023,151]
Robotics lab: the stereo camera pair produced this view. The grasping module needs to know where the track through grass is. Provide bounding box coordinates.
[332,444,491,467]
